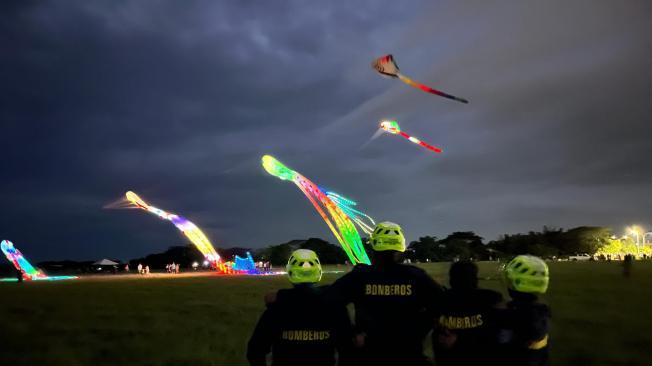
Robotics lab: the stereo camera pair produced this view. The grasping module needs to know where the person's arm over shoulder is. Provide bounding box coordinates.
[325,264,365,306]
[331,298,355,366]
[247,305,278,366]
[480,288,504,307]
[412,266,444,313]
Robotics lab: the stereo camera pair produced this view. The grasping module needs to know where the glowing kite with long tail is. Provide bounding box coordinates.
[1,240,77,281]
[262,155,370,265]
[372,54,468,104]
[380,120,442,154]
[125,191,233,273]
[324,191,376,236]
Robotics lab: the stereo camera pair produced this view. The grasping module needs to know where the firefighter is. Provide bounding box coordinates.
[247,249,353,366]
[433,260,503,366]
[498,255,551,366]
[327,221,444,366]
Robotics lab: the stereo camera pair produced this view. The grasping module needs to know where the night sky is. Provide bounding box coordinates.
[2,1,652,261]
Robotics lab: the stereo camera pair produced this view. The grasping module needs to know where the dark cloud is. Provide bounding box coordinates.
[1,0,651,261]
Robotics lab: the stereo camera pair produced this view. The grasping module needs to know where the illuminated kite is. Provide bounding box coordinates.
[380,120,442,154]
[1,240,77,281]
[125,191,234,274]
[372,54,468,104]
[233,252,258,273]
[324,191,376,236]
[261,155,371,265]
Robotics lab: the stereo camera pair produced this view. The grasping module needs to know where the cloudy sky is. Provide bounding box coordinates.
[2,1,651,261]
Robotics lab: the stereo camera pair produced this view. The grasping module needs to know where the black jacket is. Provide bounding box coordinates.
[498,295,551,366]
[327,263,443,365]
[247,285,353,366]
[433,288,503,366]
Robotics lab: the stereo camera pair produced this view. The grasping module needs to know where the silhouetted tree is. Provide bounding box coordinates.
[407,236,439,262]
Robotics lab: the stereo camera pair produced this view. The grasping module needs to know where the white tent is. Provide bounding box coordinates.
[93,259,119,266]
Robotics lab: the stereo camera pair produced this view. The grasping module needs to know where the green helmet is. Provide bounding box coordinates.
[504,255,549,294]
[370,221,406,252]
[286,249,322,284]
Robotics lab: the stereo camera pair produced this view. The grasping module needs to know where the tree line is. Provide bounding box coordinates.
[406,226,651,263]
[254,226,652,265]
[7,225,646,277]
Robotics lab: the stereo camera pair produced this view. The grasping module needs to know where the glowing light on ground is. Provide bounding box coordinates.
[233,252,258,273]
[1,240,77,281]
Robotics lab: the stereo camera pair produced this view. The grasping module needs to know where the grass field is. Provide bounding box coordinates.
[1,261,650,366]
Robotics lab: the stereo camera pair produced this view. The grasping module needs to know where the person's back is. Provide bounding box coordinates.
[434,261,502,366]
[327,222,442,366]
[499,255,551,366]
[248,249,352,366]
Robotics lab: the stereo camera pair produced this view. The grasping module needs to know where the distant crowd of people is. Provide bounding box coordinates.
[166,262,180,274]
[136,263,149,275]
[119,262,181,275]
[256,261,272,271]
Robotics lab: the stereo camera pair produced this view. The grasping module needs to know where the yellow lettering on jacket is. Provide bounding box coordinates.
[281,330,330,341]
[364,284,413,296]
[438,314,484,330]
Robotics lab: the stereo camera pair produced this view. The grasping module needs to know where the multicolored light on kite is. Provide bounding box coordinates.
[1,240,77,281]
[262,155,370,265]
[125,191,233,273]
[380,120,442,154]
[233,252,258,273]
[1,240,47,280]
[325,191,376,236]
[373,54,468,104]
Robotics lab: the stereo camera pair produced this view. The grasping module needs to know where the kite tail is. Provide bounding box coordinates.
[397,74,468,104]
[398,132,443,153]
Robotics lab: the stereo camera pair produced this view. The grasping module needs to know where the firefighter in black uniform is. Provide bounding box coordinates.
[433,260,502,366]
[247,249,353,366]
[327,222,443,366]
[499,255,551,366]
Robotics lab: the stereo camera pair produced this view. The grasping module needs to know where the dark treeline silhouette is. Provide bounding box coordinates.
[128,245,204,269]
[255,238,348,266]
[1,226,637,277]
[407,226,619,262]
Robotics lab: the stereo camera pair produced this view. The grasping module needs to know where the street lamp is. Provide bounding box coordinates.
[628,226,642,256]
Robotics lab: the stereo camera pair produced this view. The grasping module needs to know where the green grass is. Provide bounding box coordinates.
[0,262,650,365]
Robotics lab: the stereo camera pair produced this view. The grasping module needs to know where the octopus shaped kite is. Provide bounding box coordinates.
[324,191,376,236]
[262,155,370,265]
[380,120,442,154]
[124,191,234,273]
[372,54,468,104]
